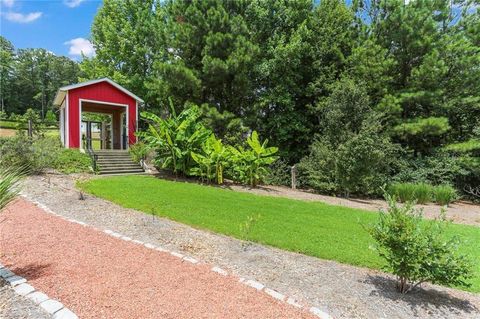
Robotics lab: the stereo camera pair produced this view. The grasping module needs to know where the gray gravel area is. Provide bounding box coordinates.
[230,184,480,227]
[21,173,480,319]
[0,279,51,319]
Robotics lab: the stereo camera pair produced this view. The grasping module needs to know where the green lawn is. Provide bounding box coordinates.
[0,120,20,129]
[79,175,480,293]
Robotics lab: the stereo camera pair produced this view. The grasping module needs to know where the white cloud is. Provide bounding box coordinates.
[1,0,15,8]
[64,38,95,58]
[64,0,86,8]
[4,11,42,23]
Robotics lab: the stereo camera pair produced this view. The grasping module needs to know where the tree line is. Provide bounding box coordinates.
[0,37,80,118]
[2,0,479,196]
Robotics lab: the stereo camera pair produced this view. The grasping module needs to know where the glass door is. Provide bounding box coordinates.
[82,121,106,150]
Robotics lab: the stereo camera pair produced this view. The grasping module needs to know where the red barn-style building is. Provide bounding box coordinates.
[53,78,143,150]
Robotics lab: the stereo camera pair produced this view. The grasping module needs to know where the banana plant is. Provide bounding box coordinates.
[228,131,278,187]
[138,102,211,176]
[191,133,229,184]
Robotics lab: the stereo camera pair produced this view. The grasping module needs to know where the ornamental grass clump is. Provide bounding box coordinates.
[413,183,433,204]
[433,185,457,206]
[0,165,27,211]
[387,183,417,202]
[367,194,472,294]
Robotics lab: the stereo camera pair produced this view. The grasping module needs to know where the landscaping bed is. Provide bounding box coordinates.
[20,174,480,318]
[79,175,480,293]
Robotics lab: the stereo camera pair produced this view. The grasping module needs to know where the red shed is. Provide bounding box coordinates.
[53,78,143,150]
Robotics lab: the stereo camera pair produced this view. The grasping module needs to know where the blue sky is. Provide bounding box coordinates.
[0,0,101,60]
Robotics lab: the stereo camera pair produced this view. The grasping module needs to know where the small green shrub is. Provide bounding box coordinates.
[54,149,91,174]
[434,185,457,206]
[0,135,37,170]
[129,141,150,163]
[264,159,291,187]
[0,135,90,174]
[368,194,473,294]
[44,110,57,126]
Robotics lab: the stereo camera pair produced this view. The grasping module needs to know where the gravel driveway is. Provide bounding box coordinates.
[19,174,480,318]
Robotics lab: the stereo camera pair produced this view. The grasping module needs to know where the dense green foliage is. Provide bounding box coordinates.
[78,175,480,292]
[368,195,472,293]
[3,0,480,196]
[0,135,91,174]
[139,105,278,186]
[0,36,80,118]
[128,141,151,163]
[78,0,480,196]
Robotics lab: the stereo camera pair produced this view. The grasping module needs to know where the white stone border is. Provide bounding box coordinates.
[23,195,333,319]
[0,263,78,319]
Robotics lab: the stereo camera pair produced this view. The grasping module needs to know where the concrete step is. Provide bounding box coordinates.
[98,162,141,167]
[98,168,145,175]
[94,150,128,154]
[98,171,148,176]
[99,166,143,171]
[93,150,144,175]
[96,155,131,158]
[97,158,137,162]
[97,159,134,164]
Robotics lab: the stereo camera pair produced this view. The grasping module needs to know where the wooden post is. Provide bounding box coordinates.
[291,165,296,190]
[28,119,33,137]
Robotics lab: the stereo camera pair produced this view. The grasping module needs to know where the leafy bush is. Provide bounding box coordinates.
[8,113,21,122]
[336,123,398,196]
[297,139,338,194]
[53,149,91,174]
[0,135,37,170]
[140,104,278,187]
[191,134,229,184]
[20,108,45,135]
[227,131,278,187]
[44,110,57,126]
[0,111,6,120]
[368,194,473,294]
[0,135,90,174]
[433,185,457,206]
[264,159,291,187]
[298,119,400,196]
[129,141,151,163]
[138,104,211,175]
[392,153,468,187]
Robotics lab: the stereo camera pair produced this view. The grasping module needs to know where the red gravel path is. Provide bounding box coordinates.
[0,199,315,319]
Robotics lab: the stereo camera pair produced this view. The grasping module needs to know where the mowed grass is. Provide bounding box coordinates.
[79,175,480,292]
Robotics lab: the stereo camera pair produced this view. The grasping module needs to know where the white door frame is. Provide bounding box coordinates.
[79,99,129,151]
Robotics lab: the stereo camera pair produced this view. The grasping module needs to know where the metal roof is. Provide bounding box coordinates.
[53,77,144,106]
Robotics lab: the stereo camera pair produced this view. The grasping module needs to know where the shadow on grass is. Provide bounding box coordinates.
[10,263,52,281]
[364,274,478,316]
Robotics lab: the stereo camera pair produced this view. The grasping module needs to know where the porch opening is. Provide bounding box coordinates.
[80,100,128,150]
